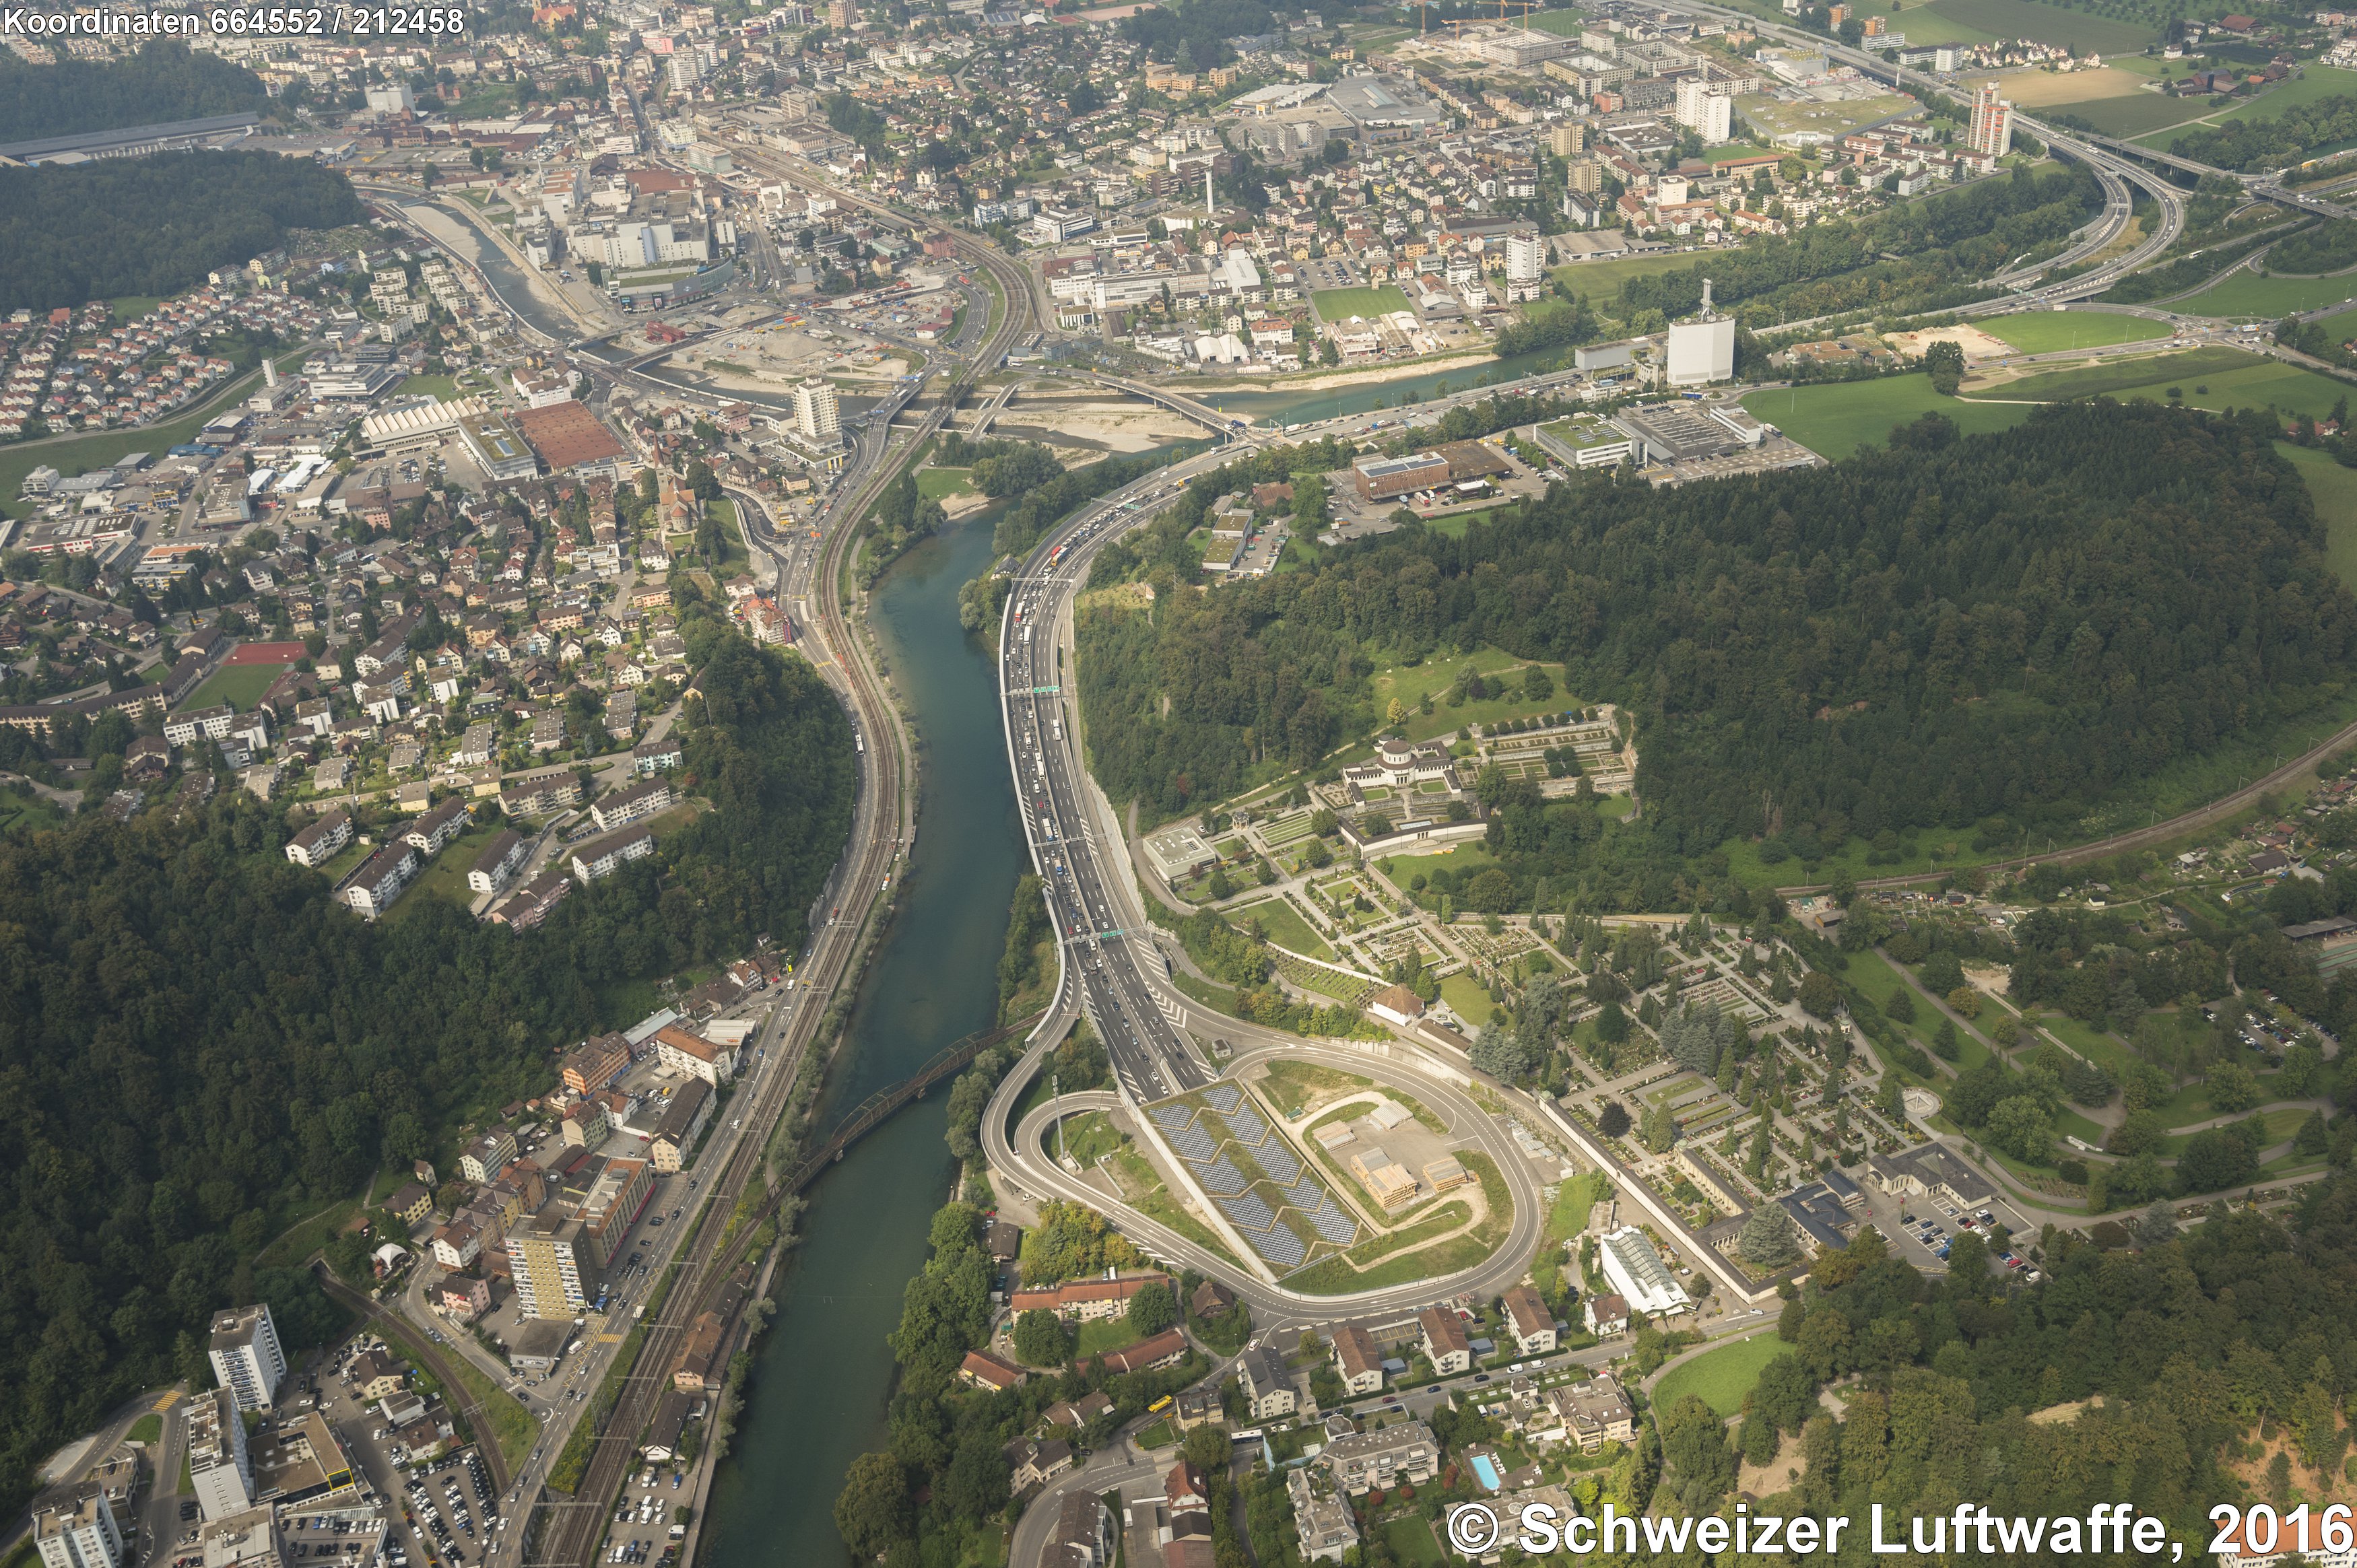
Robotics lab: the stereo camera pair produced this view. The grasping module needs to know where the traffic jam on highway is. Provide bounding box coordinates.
[1002,484,1217,1105]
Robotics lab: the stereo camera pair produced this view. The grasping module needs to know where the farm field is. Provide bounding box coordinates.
[2210,65,2357,127]
[2276,443,2357,591]
[1743,373,2034,457]
[1310,285,1411,321]
[1922,0,2156,53]
[1968,345,2353,419]
[1982,311,2171,353]
[1993,66,2158,108]
[2171,269,2357,317]
[2053,92,2217,137]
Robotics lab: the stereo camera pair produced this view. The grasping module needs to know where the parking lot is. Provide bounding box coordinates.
[303,1338,503,1568]
[603,1463,688,1567]
[1857,1180,2040,1282]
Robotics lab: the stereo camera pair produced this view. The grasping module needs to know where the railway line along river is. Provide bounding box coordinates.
[698,508,1021,1566]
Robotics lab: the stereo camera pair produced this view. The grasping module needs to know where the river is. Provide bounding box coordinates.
[1201,346,1558,428]
[698,510,1022,1568]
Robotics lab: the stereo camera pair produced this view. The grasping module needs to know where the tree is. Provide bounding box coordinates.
[834,1453,914,1560]
[1984,1095,2055,1163]
[1183,1423,1231,1474]
[1884,986,1915,1025]
[1013,1309,1068,1366]
[2134,1199,2177,1248]
[2207,1060,2261,1114]
[1739,1204,1800,1268]
[1798,970,1841,1019]
[1923,338,1965,395]
[1595,999,1630,1044]
[1127,1280,1177,1336]
[1598,1100,1632,1139]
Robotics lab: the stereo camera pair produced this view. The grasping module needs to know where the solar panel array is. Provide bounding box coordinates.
[1287,1182,1359,1245]
[1196,1156,1249,1195]
[1257,1223,1307,1270]
[1149,1087,1346,1270]
[1217,1190,1277,1232]
[1218,1103,1271,1147]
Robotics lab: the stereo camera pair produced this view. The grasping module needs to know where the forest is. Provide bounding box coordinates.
[0,618,850,1514]
[1077,403,2357,906]
[0,40,270,143]
[1684,1182,2357,1553]
[0,151,366,313]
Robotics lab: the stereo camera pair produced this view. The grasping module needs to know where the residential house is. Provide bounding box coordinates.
[655,1024,739,1085]
[1323,1420,1438,1495]
[1420,1306,1471,1375]
[1238,1347,1297,1421]
[284,809,352,868]
[1503,1285,1557,1355]
[1332,1324,1383,1395]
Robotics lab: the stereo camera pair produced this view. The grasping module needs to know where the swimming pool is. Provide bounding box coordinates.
[1471,1454,1503,1492]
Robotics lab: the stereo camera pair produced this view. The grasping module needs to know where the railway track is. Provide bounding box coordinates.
[527,210,1034,1568]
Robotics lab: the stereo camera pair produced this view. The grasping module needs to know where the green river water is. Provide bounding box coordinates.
[698,510,1022,1567]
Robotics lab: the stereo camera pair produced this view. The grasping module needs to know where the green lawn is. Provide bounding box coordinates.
[1384,1518,1448,1567]
[1652,1332,1790,1418]
[395,825,505,915]
[1073,1317,1148,1359]
[919,465,975,500]
[2018,1008,2136,1078]
[402,374,463,402]
[1548,249,1705,304]
[0,784,66,837]
[1970,346,2354,419]
[2276,442,2357,591]
[436,1342,540,1474]
[1311,285,1412,321]
[1983,312,2171,354]
[1537,1169,1609,1267]
[1923,0,2154,51]
[184,663,285,712]
[1365,647,1574,743]
[2172,269,2357,318]
[1233,897,1337,961]
[1744,374,2034,458]
[128,1414,163,1444]
[1440,969,1495,1025]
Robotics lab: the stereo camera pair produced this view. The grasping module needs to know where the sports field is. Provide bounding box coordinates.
[1310,285,1410,321]
[183,664,284,712]
[1983,311,2170,353]
[1653,1333,1790,1418]
[1742,373,2034,458]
